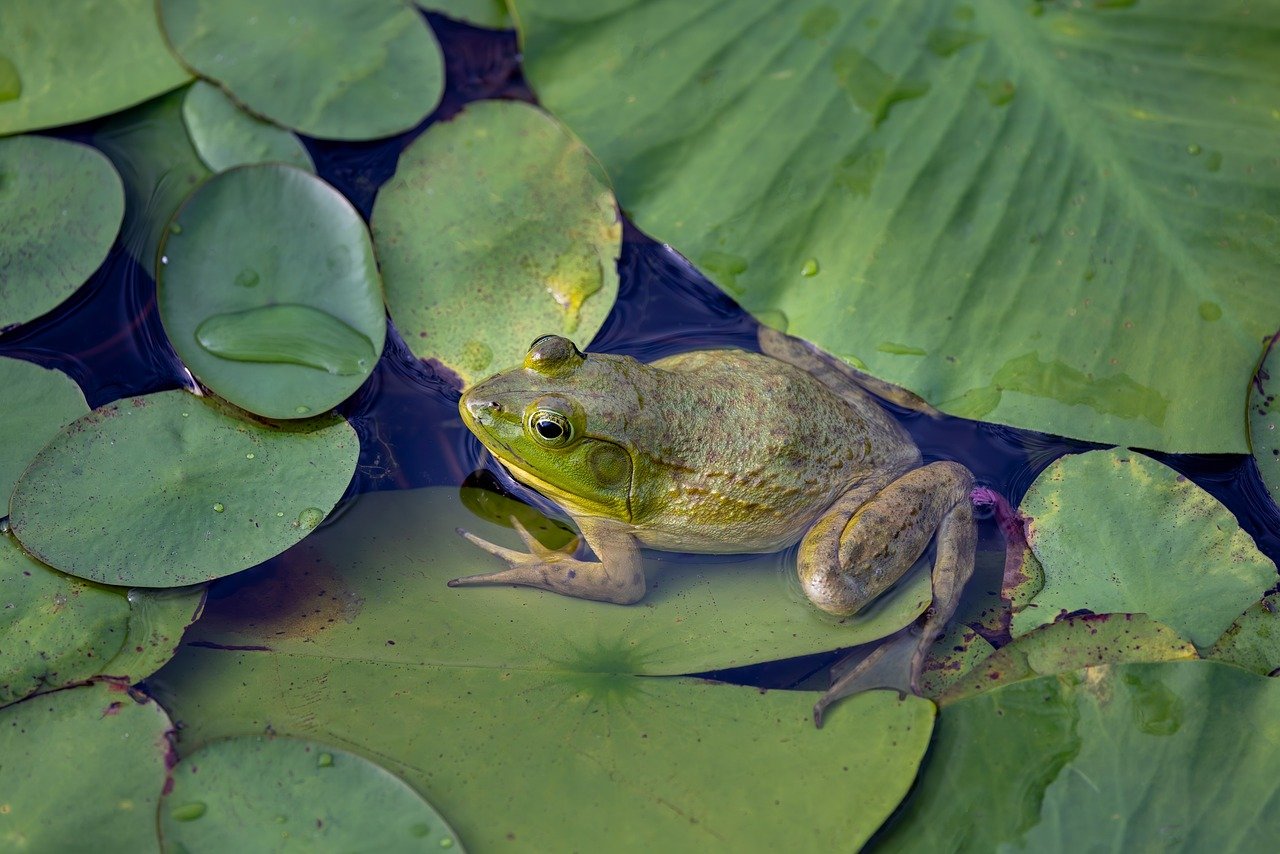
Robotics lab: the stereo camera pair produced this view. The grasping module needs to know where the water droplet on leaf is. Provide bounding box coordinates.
[212,503,225,513]
[800,258,820,277]
[171,802,207,821]
[298,507,325,529]
[316,752,334,768]
[234,268,260,288]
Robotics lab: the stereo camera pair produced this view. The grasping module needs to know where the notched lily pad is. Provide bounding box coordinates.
[0,136,124,329]
[160,736,462,852]
[0,0,191,135]
[181,80,315,174]
[158,164,385,419]
[938,613,1197,705]
[8,390,358,587]
[0,682,173,851]
[0,534,204,704]
[1013,450,1277,647]
[0,356,88,498]
[372,100,621,385]
[158,0,444,141]
[1208,592,1280,677]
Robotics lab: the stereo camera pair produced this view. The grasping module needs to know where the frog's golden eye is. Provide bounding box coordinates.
[529,410,573,447]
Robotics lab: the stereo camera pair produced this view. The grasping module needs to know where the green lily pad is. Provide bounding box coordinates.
[158,164,385,419]
[158,0,444,141]
[371,100,620,384]
[939,613,1197,705]
[919,622,994,699]
[160,736,461,852]
[0,357,88,498]
[147,483,936,848]
[1207,592,1280,677]
[517,0,1280,452]
[0,533,204,704]
[1013,450,1277,647]
[0,682,173,850]
[181,81,315,174]
[8,391,358,587]
[879,661,1280,851]
[94,88,212,278]
[0,0,190,135]
[0,136,124,328]
[1248,334,1280,507]
[152,648,932,851]
[419,0,512,29]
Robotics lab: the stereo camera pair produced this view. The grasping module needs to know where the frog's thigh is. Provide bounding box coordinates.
[798,462,974,616]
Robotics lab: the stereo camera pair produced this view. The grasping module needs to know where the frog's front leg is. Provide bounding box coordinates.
[800,461,976,726]
[450,515,646,604]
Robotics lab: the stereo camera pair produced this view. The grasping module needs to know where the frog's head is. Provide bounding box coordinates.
[459,335,640,522]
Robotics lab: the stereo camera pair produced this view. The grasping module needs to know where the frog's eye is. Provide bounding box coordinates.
[529,410,573,447]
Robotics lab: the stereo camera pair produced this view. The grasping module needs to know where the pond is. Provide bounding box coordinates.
[2,1,1279,851]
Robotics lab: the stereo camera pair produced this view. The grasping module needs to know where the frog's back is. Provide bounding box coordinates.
[629,348,918,553]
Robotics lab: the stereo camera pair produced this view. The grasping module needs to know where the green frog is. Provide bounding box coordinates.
[453,327,976,724]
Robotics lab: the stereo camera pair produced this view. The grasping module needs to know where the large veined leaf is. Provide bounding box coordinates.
[0,683,174,850]
[1013,450,1276,647]
[878,661,1280,851]
[0,136,124,328]
[371,100,620,385]
[517,0,1280,452]
[160,736,462,852]
[0,0,190,135]
[147,486,936,849]
[8,391,359,587]
[158,0,444,141]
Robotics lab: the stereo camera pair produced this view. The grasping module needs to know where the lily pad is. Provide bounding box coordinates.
[517,0,1280,452]
[158,164,385,419]
[0,136,124,328]
[181,81,315,174]
[0,356,88,498]
[8,391,358,587]
[0,0,190,135]
[160,736,462,851]
[1207,592,1280,677]
[0,533,204,704]
[938,613,1197,705]
[1248,334,1280,507]
[420,0,512,29]
[148,489,937,847]
[94,88,212,278]
[152,649,932,851]
[371,100,620,384]
[879,661,1280,851]
[0,682,173,850]
[1013,450,1277,647]
[158,0,444,141]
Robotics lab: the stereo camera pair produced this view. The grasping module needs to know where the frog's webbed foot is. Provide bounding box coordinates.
[450,516,646,605]
[813,628,919,728]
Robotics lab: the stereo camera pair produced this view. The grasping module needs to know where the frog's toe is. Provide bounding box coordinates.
[455,527,533,565]
[507,515,579,559]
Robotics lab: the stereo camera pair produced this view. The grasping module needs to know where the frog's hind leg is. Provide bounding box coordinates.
[799,461,976,726]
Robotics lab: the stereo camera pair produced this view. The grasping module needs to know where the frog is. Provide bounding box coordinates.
[453,327,976,725]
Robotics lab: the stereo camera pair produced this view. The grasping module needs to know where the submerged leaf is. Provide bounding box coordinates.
[1207,592,1280,677]
[196,304,377,376]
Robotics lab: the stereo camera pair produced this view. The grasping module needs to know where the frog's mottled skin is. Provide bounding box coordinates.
[455,329,976,723]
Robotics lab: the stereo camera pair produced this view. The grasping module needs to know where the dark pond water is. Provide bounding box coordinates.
[3,11,1278,699]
